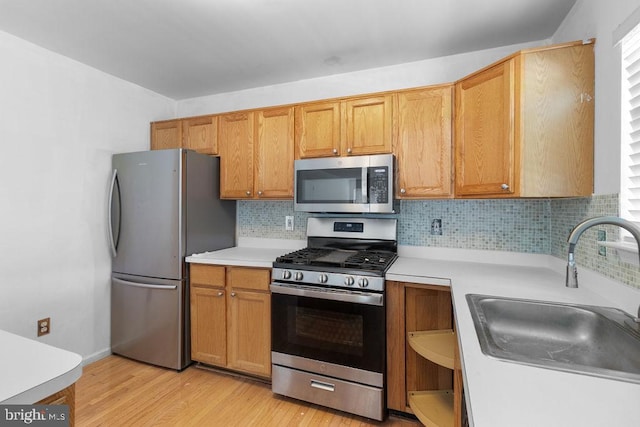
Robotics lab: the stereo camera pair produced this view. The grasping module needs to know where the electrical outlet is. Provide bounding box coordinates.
[597,229,607,256]
[285,215,294,231]
[38,317,50,337]
[430,219,443,235]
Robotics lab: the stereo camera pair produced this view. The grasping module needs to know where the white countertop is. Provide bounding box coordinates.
[186,237,305,268]
[391,246,640,427]
[0,330,83,404]
[186,240,640,426]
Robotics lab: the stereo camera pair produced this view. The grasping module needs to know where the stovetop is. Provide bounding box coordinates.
[271,217,398,292]
[274,247,397,276]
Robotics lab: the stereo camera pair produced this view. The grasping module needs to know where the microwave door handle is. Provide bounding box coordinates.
[361,167,368,203]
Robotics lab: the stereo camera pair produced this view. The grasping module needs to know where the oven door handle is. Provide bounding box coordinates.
[270,283,384,306]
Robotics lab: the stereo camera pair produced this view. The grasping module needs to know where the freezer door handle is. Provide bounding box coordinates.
[113,277,178,290]
[108,168,120,258]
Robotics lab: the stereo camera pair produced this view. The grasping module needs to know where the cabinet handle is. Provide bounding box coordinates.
[257,190,263,196]
[400,188,406,194]
[332,148,338,155]
[347,148,352,154]
[217,291,223,297]
[501,183,510,190]
[231,292,236,297]
[580,93,593,103]
[245,190,251,196]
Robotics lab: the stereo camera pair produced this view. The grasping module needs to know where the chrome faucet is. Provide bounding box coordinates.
[566,216,640,288]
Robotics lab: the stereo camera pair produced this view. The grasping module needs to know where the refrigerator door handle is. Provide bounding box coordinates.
[108,168,119,258]
[113,277,178,290]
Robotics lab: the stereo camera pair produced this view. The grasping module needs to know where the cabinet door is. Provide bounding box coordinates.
[219,112,255,198]
[455,60,515,196]
[190,285,227,366]
[190,265,226,366]
[395,86,453,198]
[343,94,393,156]
[151,120,182,150]
[295,101,341,158]
[255,107,294,198]
[227,289,271,377]
[183,115,218,155]
[519,44,594,197]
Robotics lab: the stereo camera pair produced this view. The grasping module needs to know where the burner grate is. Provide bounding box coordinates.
[275,247,397,273]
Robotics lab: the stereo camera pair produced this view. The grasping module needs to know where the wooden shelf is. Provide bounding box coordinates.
[408,329,455,370]
[409,390,454,427]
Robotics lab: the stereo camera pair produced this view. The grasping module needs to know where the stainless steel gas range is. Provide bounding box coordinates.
[270,217,397,421]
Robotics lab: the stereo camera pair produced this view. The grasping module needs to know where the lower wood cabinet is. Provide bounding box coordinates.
[190,264,271,378]
[386,281,463,427]
[37,383,75,426]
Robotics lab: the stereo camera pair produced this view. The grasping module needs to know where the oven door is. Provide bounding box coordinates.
[270,283,385,375]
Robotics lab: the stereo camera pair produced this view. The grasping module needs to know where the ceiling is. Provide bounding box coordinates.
[0,0,577,100]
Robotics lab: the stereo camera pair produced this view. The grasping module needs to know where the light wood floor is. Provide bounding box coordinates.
[76,355,420,426]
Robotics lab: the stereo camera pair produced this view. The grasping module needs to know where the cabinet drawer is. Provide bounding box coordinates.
[190,264,226,288]
[227,267,270,291]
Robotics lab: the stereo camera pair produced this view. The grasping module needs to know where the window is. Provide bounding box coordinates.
[621,24,640,240]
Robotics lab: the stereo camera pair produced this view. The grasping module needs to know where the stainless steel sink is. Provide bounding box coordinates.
[466,294,640,384]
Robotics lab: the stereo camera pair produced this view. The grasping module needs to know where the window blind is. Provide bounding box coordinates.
[621,26,640,237]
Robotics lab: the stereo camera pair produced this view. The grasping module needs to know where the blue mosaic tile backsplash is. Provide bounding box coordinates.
[237,194,640,289]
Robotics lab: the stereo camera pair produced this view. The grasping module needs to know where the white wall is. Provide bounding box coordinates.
[553,0,640,194]
[177,40,545,117]
[0,30,175,362]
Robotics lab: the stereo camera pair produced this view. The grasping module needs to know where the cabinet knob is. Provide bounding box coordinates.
[231,292,236,297]
[217,291,223,297]
[245,190,251,196]
[400,188,406,194]
[501,183,510,190]
[257,190,263,196]
[580,93,593,103]
[347,148,352,154]
[332,148,338,155]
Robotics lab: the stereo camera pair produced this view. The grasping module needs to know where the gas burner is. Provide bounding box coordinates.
[275,248,333,265]
[343,250,396,271]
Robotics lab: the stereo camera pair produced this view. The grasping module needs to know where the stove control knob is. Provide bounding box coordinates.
[318,274,328,283]
[358,278,369,288]
[282,270,292,280]
[344,276,355,286]
[295,272,304,281]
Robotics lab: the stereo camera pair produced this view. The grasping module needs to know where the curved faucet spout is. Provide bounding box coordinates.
[566,216,640,288]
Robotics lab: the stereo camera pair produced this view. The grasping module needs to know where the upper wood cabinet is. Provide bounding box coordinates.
[151,119,182,150]
[295,101,341,158]
[295,94,393,158]
[455,40,594,197]
[394,85,453,198]
[255,107,295,198]
[183,115,218,155]
[151,116,218,155]
[343,94,393,156]
[219,107,294,199]
[218,111,255,198]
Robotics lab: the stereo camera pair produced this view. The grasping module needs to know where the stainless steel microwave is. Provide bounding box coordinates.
[294,154,395,213]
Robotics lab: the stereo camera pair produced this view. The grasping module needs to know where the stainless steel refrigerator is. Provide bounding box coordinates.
[108,149,236,370]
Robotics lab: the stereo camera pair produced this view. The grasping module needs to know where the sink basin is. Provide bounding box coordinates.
[466,294,640,384]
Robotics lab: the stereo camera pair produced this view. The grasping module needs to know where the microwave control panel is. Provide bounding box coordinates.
[368,166,389,203]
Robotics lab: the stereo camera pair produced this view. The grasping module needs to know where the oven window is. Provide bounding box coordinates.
[293,306,364,355]
[272,292,385,373]
[296,168,364,204]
